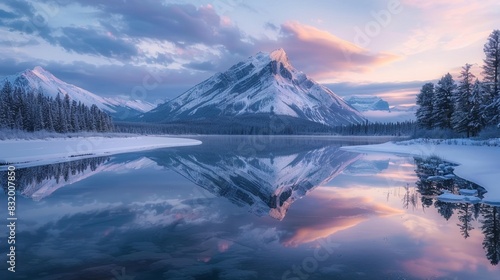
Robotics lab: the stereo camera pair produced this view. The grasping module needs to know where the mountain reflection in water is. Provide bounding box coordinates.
[145,136,362,220]
[8,136,365,220]
[1,136,499,279]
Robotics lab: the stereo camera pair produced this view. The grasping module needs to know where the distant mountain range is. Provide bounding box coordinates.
[138,49,366,127]
[345,95,390,111]
[341,95,416,122]
[1,66,156,119]
[2,51,418,128]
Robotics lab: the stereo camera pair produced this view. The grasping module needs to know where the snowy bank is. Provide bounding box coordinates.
[341,138,500,204]
[0,136,201,169]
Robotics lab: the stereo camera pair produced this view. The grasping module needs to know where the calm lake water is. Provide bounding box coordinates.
[1,136,499,280]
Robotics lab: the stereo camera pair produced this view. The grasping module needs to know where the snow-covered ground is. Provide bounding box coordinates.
[341,138,500,204]
[0,136,201,169]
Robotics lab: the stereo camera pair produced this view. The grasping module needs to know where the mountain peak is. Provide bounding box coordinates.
[269,48,288,63]
[251,48,290,69]
[29,66,60,83]
[31,66,53,77]
[33,65,46,72]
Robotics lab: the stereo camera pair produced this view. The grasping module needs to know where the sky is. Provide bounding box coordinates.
[0,0,498,107]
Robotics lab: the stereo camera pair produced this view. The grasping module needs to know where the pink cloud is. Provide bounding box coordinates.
[276,21,401,80]
[398,0,498,54]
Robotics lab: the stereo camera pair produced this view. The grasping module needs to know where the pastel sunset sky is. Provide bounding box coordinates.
[0,0,498,106]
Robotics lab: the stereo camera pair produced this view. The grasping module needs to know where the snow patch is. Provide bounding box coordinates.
[0,136,201,168]
[437,193,481,204]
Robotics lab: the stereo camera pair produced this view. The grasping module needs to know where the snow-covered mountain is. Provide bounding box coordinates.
[345,95,390,111]
[1,66,156,119]
[341,95,417,122]
[139,49,365,127]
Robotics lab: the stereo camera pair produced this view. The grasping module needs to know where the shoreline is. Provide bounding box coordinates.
[0,136,201,169]
[341,140,500,204]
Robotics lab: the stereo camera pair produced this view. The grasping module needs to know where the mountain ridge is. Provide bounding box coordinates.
[1,66,156,119]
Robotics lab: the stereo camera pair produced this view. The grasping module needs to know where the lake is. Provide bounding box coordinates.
[1,136,499,280]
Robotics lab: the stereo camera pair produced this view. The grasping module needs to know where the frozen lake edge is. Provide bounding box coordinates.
[341,139,500,205]
[0,136,202,169]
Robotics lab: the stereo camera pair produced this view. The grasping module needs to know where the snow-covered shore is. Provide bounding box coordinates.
[341,138,500,204]
[0,136,201,169]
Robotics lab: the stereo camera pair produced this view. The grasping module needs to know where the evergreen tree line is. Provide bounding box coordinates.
[0,81,114,133]
[1,157,109,197]
[115,119,417,136]
[115,114,334,135]
[416,30,500,137]
[331,120,416,136]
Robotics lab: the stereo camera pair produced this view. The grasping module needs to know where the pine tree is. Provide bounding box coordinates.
[433,73,456,129]
[24,90,36,131]
[35,90,46,131]
[480,206,500,265]
[14,109,23,130]
[70,100,80,132]
[45,101,55,131]
[53,92,62,132]
[416,83,435,129]
[482,30,500,96]
[11,88,25,129]
[63,94,72,132]
[482,30,500,125]
[0,98,4,128]
[468,80,486,136]
[34,106,44,131]
[89,105,99,131]
[435,200,455,221]
[457,203,474,239]
[452,64,476,137]
[0,81,13,128]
